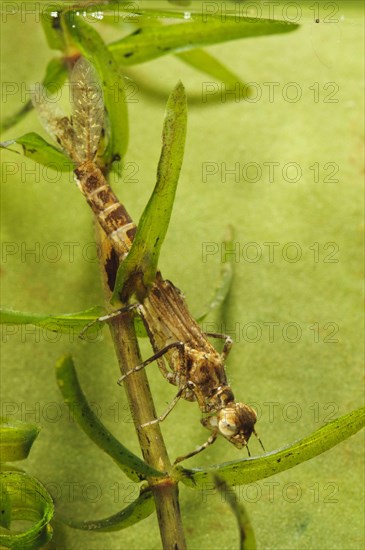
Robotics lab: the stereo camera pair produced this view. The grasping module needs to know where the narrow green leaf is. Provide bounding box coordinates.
[0,471,54,549]
[0,57,67,133]
[133,316,147,338]
[111,81,187,304]
[0,105,33,134]
[176,49,246,88]
[50,4,189,21]
[176,407,365,487]
[0,482,11,528]
[0,419,40,463]
[42,57,68,90]
[109,14,299,66]
[62,12,128,172]
[197,226,234,323]
[213,475,256,550]
[41,12,65,51]
[0,306,106,335]
[0,133,72,171]
[60,487,154,532]
[56,355,164,481]
[169,0,192,6]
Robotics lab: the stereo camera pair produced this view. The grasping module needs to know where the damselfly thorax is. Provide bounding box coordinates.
[33,57,263,462]
[133,273,260,461]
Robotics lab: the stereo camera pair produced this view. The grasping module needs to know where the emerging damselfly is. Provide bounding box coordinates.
[33,57,263,462]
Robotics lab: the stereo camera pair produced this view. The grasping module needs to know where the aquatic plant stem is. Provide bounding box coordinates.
[98,228,186,549]
[109,317,187,550]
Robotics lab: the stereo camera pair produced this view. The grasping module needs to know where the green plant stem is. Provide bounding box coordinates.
[97,222,187,548]
[108,316,187,550]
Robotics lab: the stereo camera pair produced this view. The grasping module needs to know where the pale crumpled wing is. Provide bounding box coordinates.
[70,57,104,162]
[31,84,78,162]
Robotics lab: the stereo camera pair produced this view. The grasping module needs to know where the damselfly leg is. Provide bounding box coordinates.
[205,333,233,362]
[79,303,139,340]
[140,384,189,428]
[117,341,185,384]
[174,432,218,464]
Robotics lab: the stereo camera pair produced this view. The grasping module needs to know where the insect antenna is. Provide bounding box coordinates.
[253,429,265,452]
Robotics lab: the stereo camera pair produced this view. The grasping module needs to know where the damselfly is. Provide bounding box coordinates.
[33,57,263,462]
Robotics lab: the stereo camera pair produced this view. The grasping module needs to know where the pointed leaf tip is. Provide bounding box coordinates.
[177,406,365,488]
[0,418,41,463]
[111,81,187,303]
[55,355,163,481]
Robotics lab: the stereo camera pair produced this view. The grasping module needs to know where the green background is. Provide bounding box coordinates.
[1,1,364,548]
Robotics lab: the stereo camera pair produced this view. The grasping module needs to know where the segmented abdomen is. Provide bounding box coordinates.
[74,160,137,259]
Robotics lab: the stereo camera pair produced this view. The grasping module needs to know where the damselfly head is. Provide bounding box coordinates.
[202,402,258,449]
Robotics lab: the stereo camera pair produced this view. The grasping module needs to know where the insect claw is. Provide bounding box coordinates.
[140,418,159,428]
[79,319,98,340]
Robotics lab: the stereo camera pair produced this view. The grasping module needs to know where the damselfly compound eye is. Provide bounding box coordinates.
[218,418,237,436]
[218,409,239,436]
